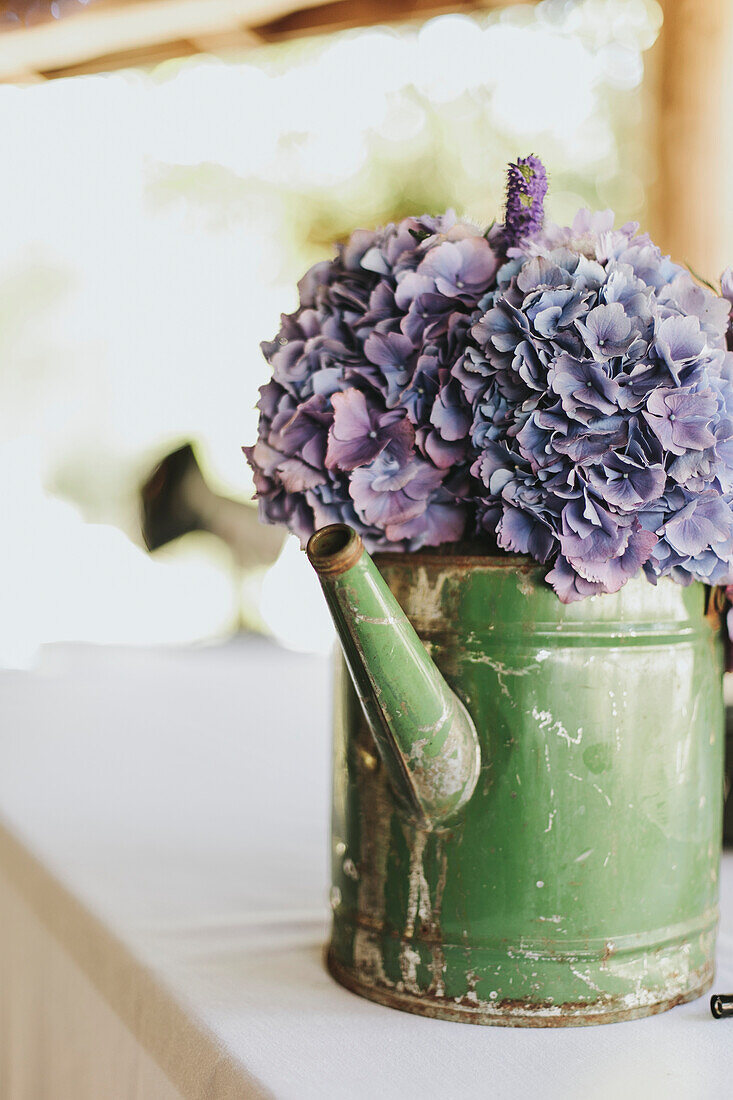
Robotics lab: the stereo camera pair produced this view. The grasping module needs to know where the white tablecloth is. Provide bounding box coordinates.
[0,641,731,1100]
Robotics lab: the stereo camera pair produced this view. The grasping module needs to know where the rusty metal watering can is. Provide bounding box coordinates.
[306,523,725,1026]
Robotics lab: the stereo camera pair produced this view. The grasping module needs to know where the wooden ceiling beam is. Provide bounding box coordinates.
[253,0,531,41]
[0,0,307,81]
[0,0,531,81]
[39,36,201,78]
[37,27,266,78]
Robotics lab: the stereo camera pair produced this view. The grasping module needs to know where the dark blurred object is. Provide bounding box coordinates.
[141,444,202,551]
[711,993,733,1018]
[725,709,733,846]
[141,442,284,570]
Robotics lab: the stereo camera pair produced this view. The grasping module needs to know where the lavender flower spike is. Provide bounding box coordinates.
[503,155,548,249]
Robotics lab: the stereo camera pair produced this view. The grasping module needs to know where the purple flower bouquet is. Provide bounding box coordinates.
[246,157,733,607]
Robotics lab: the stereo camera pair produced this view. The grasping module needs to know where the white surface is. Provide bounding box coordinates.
[0,641,731,1100]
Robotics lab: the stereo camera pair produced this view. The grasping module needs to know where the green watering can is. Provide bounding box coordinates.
[306,523,725,1027]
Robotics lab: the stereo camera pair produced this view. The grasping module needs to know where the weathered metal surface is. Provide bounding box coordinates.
[321,543,725,1026]
[307,526,481,828]
[327,950,713,1028]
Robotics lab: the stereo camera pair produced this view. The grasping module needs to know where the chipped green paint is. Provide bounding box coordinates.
[307,526,481,829]
[310,528,725,1026]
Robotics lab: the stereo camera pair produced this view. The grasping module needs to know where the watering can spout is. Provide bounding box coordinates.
[306,524,481,829]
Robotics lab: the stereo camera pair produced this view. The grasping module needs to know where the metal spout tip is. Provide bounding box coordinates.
[307,524,364,577]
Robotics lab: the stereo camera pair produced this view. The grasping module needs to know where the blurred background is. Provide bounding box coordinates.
[0,0,731,666]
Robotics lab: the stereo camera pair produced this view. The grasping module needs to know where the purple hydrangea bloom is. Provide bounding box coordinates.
[247,160,733,609]
[350,452,443,531]
[465,216,733,600]
[246,211,501,551]
[325,389,414,471]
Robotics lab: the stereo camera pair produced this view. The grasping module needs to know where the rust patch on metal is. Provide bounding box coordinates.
[327,951,714,1028]
[351,716,393,987]
[307,523,364,576]
[374,548,536,570]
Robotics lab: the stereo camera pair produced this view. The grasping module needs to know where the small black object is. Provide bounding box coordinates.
[724,707,733,847]
[140,443,204,552]
[710,994,733,1018]
[139,440,285,569]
